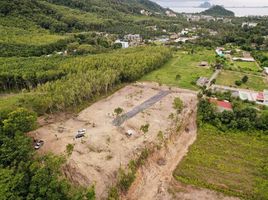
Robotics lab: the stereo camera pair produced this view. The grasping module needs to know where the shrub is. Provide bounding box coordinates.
[235,80,242,86]
[66,144,74,156]
[114,107,123,116]
[173,97,183,114]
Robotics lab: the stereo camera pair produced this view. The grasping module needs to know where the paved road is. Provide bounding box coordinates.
[206,69,221,88]
[112,90,171,126]
[211,84,259,93]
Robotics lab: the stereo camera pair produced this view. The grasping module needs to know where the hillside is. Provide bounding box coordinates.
[201,5,235,17]
[0,0,181,57]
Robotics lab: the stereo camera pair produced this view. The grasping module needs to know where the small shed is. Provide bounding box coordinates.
[196,77,209,87]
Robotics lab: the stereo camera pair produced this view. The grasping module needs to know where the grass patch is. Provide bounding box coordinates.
[216,70,268,91]
[141,50,215,90]
[173,124,268,199]
[227,61,262,73]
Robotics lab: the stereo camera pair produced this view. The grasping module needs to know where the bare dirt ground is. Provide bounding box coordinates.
[29,82,198,198]
[123,85,239,200]
[29,82,238,200]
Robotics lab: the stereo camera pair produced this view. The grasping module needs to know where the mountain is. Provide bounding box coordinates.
[199,2,212,8]
[0,0,180,57]
[0,0,168,34]
[201,5,235,17]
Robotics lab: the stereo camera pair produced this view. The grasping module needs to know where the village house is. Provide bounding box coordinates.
[215,47,225,57]
[242,22,258,28]
[140,9,152,16]
[114,40,129,48]
[209,98,233,112]
[166,10,177,17]
[264,67,268,75]
[124,34,142,46]
[196,77,209,87]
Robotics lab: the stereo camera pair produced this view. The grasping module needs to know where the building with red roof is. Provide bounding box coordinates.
[209,98,233,112]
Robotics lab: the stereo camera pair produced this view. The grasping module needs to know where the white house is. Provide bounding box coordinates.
[115,40,129,48]
[264,67,268,75]
[242,22,258,28]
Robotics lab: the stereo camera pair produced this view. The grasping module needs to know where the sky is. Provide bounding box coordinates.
[153,0,268,7]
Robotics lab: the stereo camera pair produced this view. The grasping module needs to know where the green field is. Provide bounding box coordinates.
[141,50,215,90]
[173,124,268,199]
[216,70,268,91]
[232,61,261,72]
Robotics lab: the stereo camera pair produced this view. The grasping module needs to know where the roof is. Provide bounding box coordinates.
[209,98,233,110]
[256,92,264,101]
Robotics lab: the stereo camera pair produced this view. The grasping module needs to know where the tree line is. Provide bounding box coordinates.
[19,46,172,114]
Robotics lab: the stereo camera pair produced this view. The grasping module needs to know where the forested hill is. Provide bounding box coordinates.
[0,0,170,35]
[201,5,235,17]
[45,0,166,14]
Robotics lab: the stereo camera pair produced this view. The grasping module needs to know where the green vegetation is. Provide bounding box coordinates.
[17,47,171,114]
[141,50,215,90]
[0,107,97,199]
[173,124,268,199]
[173,97,183,114]
[114,107,124,116]
[198,98,268,132]
[140,123,150,134]
[216,70,268,91]
[201,5,235,17]
[227,61,262,72]
[66,144,74,156]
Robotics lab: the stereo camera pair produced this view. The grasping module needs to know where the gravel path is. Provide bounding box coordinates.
[112,90,171,126]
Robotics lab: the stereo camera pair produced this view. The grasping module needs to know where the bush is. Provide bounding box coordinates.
[173,97,183,114]
[66,144,74,156]
[2,108,37,137]
[235,80,242,86]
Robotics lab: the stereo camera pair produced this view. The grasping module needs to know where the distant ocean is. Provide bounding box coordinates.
[154,1,268,17]
[171,7,268,17]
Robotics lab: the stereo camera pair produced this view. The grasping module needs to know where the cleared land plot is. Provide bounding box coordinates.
[173,124,268,199]
[0,26,67,46]
[216,70,268,91]
[227,61,261,73]
[29,82,197,198]
[141,50,215,90]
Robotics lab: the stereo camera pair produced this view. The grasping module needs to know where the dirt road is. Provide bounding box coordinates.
[123,95,198,200]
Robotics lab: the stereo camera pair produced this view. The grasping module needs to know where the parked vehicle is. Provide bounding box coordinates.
[34,140,44,150]
[75,129,86,139]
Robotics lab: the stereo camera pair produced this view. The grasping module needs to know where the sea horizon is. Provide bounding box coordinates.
[154,1,268,16]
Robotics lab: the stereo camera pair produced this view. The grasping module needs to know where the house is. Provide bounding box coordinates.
[175,37,189,43]
[140,9,151,16]
[242,22,258,28]
[184,14,201,22]
[200,15,215,22]
[115,40,129,48]
[196,77,209,87]
[180,29,189,36]
[216,48,224,57]
[264,90,268,105]
[209,98,233,112]
[239,91,256,102]
[124,34,142,46]
[166,10,177,17]
[170,33,179,40]
[264,67,268,75]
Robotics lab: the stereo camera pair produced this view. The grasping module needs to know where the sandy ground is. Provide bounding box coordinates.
[29,82,198,198]
[30,82,238,200]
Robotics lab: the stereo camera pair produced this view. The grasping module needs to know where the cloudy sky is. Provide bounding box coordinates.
[153,0,268,7]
